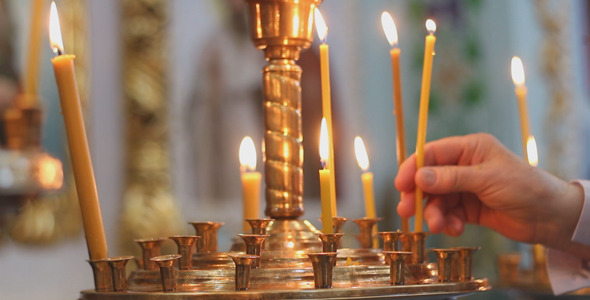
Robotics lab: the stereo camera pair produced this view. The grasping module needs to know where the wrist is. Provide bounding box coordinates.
[542,181,584,251]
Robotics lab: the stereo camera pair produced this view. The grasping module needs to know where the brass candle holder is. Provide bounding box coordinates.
[106,256,134,292]
[230,254,260,291]
[135,238,166,271]
[87,258,112,292]
[151,254,181,292]
[353,217,381,249]
[79,0,490,298]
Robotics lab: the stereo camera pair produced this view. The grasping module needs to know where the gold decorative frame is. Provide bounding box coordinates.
[118,0,184,255]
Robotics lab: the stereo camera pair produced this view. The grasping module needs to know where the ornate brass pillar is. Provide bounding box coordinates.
[245,0,320,219]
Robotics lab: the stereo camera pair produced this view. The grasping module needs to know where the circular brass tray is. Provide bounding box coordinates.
[81,279,489,299]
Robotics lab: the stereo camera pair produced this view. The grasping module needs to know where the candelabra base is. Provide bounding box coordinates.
[81,279,489,299]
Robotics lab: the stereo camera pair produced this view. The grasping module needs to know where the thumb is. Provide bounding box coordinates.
[416,165,484,194]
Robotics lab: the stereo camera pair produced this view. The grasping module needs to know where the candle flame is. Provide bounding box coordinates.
[354,136,370,171]
[239,136,257,172]
[314,8,328,43]
[319,118,329,167]
[381,11,398,47]
[526,135,538,167]
[425,19,437,34]
[49,1,64,54]
[511,56,526,86]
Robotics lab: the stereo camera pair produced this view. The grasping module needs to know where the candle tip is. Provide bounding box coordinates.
[526,136,538,167]
[49,1,64,55]
[511,56,526,86]
[314,8,328,43]
[239,136,257,172]
[354,136,370,171]
[425,19,437,34]
[381,11,399,47]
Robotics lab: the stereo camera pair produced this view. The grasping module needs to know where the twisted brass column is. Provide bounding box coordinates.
[245,0,320,219]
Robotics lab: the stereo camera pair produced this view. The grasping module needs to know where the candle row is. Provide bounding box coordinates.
[46,1,540,261]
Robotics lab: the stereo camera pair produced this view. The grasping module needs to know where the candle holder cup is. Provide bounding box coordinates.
[87,258,113,292]
[189,222,214,253]
[454,247,480,282]
[151,254,181,292]
[432,249,459,283]
[106,256,134,292]
[353,217,381,249]
[308,252,338,288]
[383,251,412,285]
[135,238,166,271]
[407,232,427,264]
[169,235,200,270]
[239,234,270,268]
[332,216,348,233]
[230,254,259,291]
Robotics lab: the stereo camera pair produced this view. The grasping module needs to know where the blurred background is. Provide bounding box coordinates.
[0,0,588,299]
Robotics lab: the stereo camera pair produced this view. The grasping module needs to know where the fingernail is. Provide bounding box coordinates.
[421,169,436,187]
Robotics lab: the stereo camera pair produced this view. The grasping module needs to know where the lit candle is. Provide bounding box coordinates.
[526,136,545,263]
[511,56,530,161]
[354,137,375,219]
[381,11,409,232]
[415,19,437,233]
[239,136,262,232]
[49,1,107,260]
[354,136,378,248]
[315,8,337,216]
[319,118,334,234]
[22,0,45,106]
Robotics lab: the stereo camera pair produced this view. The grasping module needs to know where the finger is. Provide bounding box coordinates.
[422,133,498,167]
[424,196,445,233]
[397,191,416,217]
[416,165,487,195]
[443,214,465,236]
[395,154,417,192]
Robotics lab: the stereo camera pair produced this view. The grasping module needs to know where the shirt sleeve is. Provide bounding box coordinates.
[547,180,590,295]
[572,180,590,246]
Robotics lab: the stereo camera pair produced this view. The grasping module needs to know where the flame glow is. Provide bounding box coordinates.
[319,118,329,167]
[239,136,257,172]
[354,136,370,171]
[526,136,538,167]
[511,56,526,86]
[425,19,437,34]
[37,154,64,189]
[381,11,398,47]
[314,8,328,43]
[49,1,64,54]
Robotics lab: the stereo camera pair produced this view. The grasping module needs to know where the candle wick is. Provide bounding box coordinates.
[53,47,63,56]
[321,159,327,169]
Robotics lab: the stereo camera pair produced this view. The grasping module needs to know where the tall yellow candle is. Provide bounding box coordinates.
[511,56,530,161]
[319,118,334,234]
[315,8,337,216]
[49,2,107,260]
[239,136,261,232]
[415,19,437,233]
[355,136,378,248]
[23,0,45,104]
[381,11,409,233]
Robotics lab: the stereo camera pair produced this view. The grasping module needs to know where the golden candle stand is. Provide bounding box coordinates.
[0,100,63,199]
[80,0,489,298]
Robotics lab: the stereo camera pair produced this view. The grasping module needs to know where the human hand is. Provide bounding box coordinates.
[395,133,583,250]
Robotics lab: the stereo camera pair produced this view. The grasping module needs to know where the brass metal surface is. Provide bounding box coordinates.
[245,0,320,219]
[81,279,489,299]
